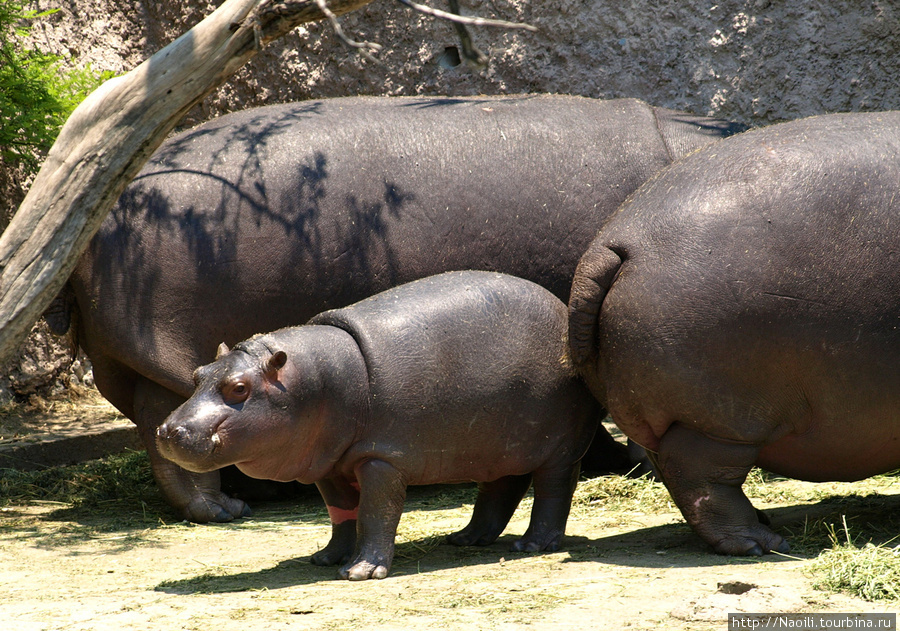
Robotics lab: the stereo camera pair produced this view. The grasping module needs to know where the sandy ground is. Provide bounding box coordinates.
[2,401,899,631]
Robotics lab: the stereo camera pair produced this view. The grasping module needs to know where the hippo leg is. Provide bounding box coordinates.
[135,378,249,522]
[447,474,533,546]
[512,462,581,552]
[340,459,407,581]
[655,423,789,556]
[579,428,633,475]
[311,477,360,567]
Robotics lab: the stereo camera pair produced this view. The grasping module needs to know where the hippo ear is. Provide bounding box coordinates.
[266,350,287,375]
[216,342,230,359]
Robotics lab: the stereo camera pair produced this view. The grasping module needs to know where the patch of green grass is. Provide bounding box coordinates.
[782,494,900,555]
[808,516,900,601]
[0,449,156,508]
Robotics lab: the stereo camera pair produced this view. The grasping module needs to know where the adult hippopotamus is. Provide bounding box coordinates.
[568,111,900,556]
[156,271,599,580]
[61,94,745,522]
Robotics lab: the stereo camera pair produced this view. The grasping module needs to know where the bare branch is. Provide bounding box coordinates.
[448,0,487,69]
[312,0,383,62]
[394,0,538,31]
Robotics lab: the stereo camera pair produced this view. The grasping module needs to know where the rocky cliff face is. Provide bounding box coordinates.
[26,0,900,126]
[4,0,900,400]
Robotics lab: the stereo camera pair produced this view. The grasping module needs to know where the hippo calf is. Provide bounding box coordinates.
[63,94,745,523]
[157,271,599,579]
[569,111,900,556]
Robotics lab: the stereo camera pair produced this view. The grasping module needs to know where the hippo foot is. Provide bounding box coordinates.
[510,529,563,553]
[448,474,532,548]
[311,520,357,566]
[339,557,390,581]
[446,525,503,547]
[311,547,351,567]
[711,526,791,557]
[182,490,251,523]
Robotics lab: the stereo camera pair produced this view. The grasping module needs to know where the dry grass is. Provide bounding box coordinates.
[0,448,156,508]
[573,472,674,514]
[807,516,900,601]
[0,388,123,440]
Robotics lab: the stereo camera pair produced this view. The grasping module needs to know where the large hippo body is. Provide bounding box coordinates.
[568,111,900,556]
[156,271,599,580]
[66,95,743,522]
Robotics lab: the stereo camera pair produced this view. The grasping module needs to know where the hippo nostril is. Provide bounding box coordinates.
[157,424,187,441]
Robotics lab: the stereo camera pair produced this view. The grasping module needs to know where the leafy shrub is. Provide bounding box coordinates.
[0,0,112,174]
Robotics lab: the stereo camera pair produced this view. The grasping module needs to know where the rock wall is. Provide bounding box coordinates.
[25,0,900,127]
[4,0,900,400]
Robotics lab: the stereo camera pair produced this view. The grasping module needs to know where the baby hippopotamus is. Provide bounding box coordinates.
[156,271,599,580]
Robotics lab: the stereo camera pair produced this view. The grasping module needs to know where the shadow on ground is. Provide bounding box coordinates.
[151,490,900,593]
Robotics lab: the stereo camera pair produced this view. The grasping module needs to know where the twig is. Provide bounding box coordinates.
[448,0,487,69]
[395,0,537,31]
[312,0,383,63]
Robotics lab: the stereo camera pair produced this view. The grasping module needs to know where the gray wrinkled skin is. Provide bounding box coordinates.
[569,111,900,557]
[158,271,599,580]
[65,95,744,522]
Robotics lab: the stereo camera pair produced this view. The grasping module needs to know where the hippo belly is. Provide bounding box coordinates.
[756,411,900,482]
[568,110,900,556]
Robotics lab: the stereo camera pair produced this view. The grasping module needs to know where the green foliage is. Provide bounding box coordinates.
[0,0,113,173]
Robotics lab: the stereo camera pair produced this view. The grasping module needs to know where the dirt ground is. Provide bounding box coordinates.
[1,401,899,630]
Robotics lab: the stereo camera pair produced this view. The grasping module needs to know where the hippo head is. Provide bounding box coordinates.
[156,340,292,476]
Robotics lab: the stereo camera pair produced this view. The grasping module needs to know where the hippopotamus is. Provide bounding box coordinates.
[568,111,900,556]
[156,271,599,580]
[61,94,746,523]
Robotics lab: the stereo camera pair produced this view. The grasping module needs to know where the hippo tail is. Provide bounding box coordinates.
[568,240,624,369]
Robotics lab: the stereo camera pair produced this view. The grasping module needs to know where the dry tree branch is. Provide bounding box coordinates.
[312,0,383,62]
[0,0,537,364]
[394,0,537,31]
[447,0,487,69]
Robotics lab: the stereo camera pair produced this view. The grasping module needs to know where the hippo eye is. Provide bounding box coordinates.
[222,380,250,405]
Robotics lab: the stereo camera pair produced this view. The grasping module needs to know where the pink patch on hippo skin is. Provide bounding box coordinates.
[327,505,359,524]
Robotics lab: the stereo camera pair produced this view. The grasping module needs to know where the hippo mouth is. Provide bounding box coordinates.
[208,416,228,454]
[156,414,231,471]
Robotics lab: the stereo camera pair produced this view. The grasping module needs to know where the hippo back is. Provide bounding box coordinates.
[310,271,575,421]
